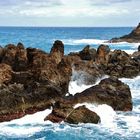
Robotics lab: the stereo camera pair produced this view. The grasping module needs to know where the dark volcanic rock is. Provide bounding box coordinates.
[67,48,104,85]
[138,45,140,51]
[45,100,100,124]
[0,40,136,123]
[72,60,104,85]
[14,43,27,71]
[109,23,140,43]
[0,46,4,62]
[1,43,28,71]
[0,41,72,122]
[132,51,140,61]
[72,77,132,111]
[50,40,64,64]
[0,64,12,84]
[105,50,140,78]
[79,45,97,61]
[44,100,73,123]
[2,44,17,66]
[65,106,100,124]
[96,44,110,64]
[0,82,62,122]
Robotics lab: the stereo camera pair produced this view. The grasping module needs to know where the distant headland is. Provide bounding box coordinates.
[109,23,140,43]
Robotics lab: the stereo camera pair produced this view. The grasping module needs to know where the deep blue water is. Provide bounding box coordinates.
[0,27,140,140]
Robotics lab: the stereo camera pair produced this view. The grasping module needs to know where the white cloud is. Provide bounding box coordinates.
[0,0,132,17]
[0,0,139,26]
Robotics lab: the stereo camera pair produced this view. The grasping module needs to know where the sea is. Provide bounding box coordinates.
[0,27,140,140]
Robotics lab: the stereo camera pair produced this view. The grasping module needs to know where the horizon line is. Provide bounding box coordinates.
[0,25,134,28]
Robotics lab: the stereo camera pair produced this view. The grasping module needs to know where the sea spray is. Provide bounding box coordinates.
[74,103,116,127]
[68,68,108,95]
[0,109,52,137]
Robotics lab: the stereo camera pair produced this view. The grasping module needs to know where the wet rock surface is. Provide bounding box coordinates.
[0,39,138,123]
[72,77,132,111]
[45,100,100,124]
[0,41,71,122]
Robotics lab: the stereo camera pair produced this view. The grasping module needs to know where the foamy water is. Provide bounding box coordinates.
[63,39,107,45]
[0,40,140,139]
[0,75,140,139]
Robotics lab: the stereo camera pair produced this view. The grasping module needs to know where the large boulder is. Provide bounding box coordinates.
[72,77,132,111]
[65,106,100,124]
[109,23,140,43]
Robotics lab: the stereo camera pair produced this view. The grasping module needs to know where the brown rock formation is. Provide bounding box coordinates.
[109,23,140,43]
[72,77,132,111]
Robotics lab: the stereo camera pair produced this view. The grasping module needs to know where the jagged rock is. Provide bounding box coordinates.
[72,77,132,111]
[45,100,100,124]
[109,23,140,43]
[0,41,72,122]
[14,43,27,71]
[50,40,64,64]
[67,49,104,85]
[26,47,49,68]
[1,43,28,71]
[0,64,12,84]
[105,50,139,78]
[0,40,136,123]
[2,44,17,66]
[0,46,4,62]
[132,51,140,61]
[96,44,110,64]
[138,45,140,51]
[0,82,62,122]
[79,45,97,61]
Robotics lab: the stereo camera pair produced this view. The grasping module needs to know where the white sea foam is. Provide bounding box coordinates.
[68,68,108,95]
[63,38,140,47]
[68,81,92,96]
[71,75,140,136]
[74,103,116,127]
[0,109,52,137]
[1,108,52,125]
[0,73,140,138]
[63,39,107,45]
[120,76,140,100]
[124,50,136,54]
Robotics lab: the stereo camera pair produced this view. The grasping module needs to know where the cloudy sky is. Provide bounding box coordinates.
[0,0,140,26]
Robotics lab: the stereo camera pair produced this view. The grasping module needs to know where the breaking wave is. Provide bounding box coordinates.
[0,75,140,139]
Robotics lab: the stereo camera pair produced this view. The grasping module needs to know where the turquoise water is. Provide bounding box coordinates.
[0,27,140,140]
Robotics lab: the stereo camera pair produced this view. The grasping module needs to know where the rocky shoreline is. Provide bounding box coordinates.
[0,40,140,124]
[109,23,140,43]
